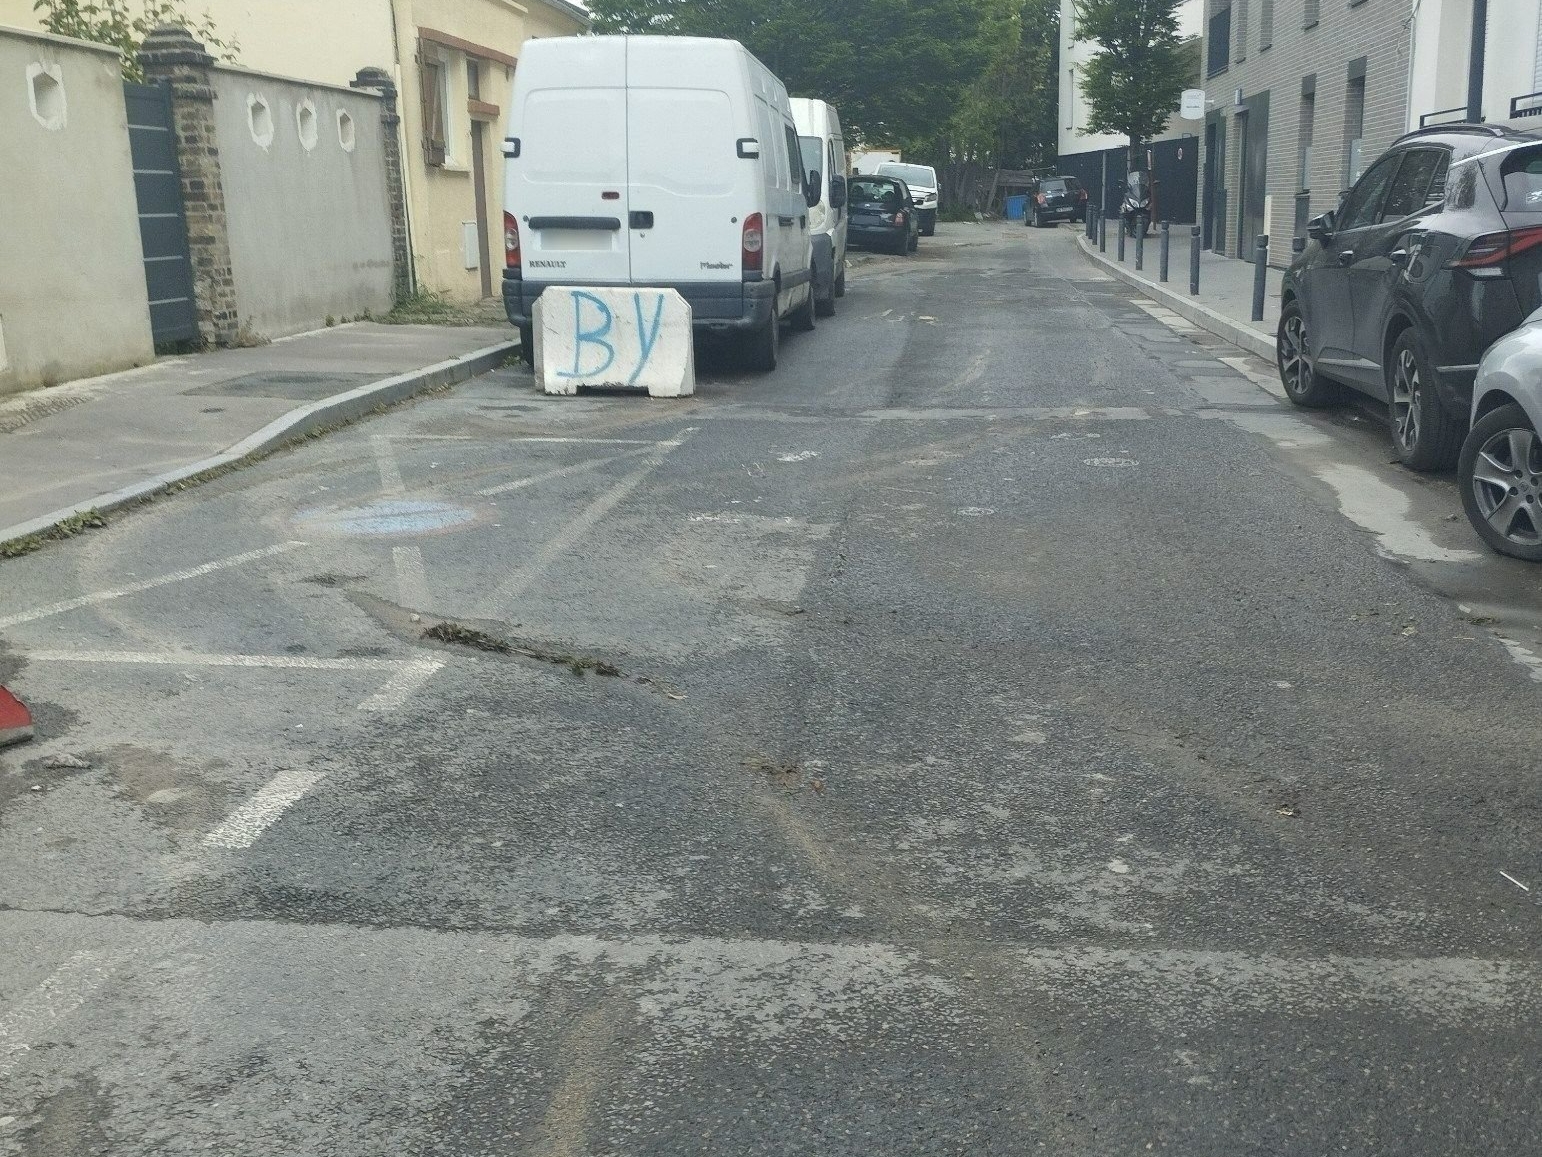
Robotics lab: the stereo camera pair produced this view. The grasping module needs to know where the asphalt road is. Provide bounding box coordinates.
[3,222,1541,1156]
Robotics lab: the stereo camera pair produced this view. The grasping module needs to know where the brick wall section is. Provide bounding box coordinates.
[1201,0,1412,265]
[139,25,239,346]
[352,67,413,305]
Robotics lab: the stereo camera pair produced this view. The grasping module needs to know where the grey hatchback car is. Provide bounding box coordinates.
[1278,123,1542,470]
[1459,310,1542,560]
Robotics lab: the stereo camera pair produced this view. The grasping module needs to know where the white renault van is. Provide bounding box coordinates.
[790,98,848,318]
[501,36,817,371]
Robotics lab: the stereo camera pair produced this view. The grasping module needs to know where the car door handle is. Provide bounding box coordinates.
[1336,250,1355,266]
[778,215,795,226]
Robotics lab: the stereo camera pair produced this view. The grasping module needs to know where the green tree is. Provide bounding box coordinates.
[33,0,236,81]
[951,0,1058,171]
[1072,0,1191,168]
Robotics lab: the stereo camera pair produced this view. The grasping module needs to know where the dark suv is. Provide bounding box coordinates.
[1025,176,1087,228]
[1279,123,1542,469]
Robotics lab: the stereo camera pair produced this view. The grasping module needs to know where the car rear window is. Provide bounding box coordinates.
[1500,146,1542,210]
[851,178,901,207]
[1041,179,1068,193]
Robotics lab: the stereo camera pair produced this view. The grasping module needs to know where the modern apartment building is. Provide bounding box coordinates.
[1199,0,1542,263]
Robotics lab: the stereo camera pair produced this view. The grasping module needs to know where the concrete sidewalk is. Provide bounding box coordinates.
[0,322,515,551]
[1074,228,1283,362]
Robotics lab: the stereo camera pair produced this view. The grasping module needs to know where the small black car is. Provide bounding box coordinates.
[1025,176,1086,227]
[847,175,920,255]
[1279,122,1542,470]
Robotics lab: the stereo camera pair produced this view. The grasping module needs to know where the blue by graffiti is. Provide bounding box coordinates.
[627,293,667,385]
[556,291,617,379]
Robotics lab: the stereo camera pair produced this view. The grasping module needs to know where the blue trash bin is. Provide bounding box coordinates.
[1004,194,1027,221]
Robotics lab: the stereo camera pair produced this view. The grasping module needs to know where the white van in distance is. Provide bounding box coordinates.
[790,97,848,318]
[876,161,939,237]
[501,36,818,371]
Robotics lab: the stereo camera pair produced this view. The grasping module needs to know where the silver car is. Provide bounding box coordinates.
[1460,309,1542,560]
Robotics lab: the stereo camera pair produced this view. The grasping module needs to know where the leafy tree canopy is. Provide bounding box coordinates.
[34,0,237,81]
[1072,0,1191,164]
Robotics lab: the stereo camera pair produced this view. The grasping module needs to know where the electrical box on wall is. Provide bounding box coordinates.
[462,222,480,270]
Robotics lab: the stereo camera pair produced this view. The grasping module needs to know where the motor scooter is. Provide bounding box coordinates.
[1121,169,1152,237]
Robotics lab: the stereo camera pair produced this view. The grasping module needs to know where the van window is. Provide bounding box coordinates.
[755,99,782,189]
[1500,146,1542,210]
[799,135,822,182]
[629,89,736,196]
[784,125,803,187]
[523,89,625,184]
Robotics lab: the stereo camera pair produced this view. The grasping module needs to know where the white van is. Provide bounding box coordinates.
[790,98,848,318]
[875,161,939,236]
[501,36,818,371]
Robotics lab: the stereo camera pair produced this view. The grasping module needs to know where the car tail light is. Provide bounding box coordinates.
[892,211,907,225]
[742,212,764,274]
[1449,226,1542,276]
[1077,190,1088,201]
[1035,193,1047,205]
[504,211,521,270]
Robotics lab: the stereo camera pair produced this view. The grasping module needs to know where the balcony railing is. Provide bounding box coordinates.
[1419,104,1469,127]
[1510,91,1542,118]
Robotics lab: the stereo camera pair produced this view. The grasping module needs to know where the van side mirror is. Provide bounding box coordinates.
[804,177,820,209]
[829,174,846,209]
[501,137,520,159]
[1307,212,1335,242]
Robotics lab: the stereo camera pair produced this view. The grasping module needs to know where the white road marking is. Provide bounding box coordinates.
[1313,463,1483,563]
[1496,636,1542,683]
[949,352,990,391]
[202,765,329,849]
[358,657,445,712]
[372,434,405,496]
[0,542,308,630]
[1500,870,1531,892]
[392,545,430,609]
[0,951,112,1076]
[477,446,656,497]
[776,451,819,463]
[24,650,446,711]
[509,437,683,445]
[478,430,692,616]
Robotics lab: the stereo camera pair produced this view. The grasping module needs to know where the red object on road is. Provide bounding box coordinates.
[0,686,34,748]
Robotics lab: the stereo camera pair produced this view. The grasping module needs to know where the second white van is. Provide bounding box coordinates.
[790,98,848,317]
[501,36,818,371]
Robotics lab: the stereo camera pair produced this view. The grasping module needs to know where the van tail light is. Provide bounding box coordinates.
[1449,226,1542,276]
[741,212,764,274]
[504,211,521,271]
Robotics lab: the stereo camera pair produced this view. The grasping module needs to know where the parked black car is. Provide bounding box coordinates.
[847,175,920,256]
[1278,122,1542,470]
[1025,176,1086,227]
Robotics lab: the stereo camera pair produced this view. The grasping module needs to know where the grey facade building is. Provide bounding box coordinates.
[1200,0,1413,263]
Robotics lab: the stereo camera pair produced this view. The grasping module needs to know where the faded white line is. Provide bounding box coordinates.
[202,765,329,849]
[477,446,657,497]
[511,437,682,445]
[372,434,405,496]
[0,542,308,629]
[948,351,990,392]
[0,951,112,1075]
[392,545,430,609]
[478,430,692,616]
[358,657,444,711]
[1496,636,1542,683]
[1314,463,1483,563]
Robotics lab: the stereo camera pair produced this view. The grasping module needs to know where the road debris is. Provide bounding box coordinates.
[1500,871,1531,892]
[41,753,91,769]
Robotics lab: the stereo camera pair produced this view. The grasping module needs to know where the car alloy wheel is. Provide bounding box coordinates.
[1467,411,1542,555]
[1279,313,1309,398]
[1391,347,1423,455]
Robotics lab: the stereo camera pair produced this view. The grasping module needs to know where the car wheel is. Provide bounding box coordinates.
[518,323,534,368]
[1460,403,1542,561]
[1276,301,1337,408]
[814,263,836,317]
[834,264,846,298]
[790,285,816,332]
[1388,328,1462,471]
[743,309,779,372]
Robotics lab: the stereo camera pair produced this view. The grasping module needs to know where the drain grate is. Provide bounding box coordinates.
[183,371,378,400]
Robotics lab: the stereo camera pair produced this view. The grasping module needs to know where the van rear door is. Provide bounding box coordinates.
[625,43,747,286]
[511,37,632,283]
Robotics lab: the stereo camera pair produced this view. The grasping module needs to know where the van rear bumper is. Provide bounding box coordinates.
[503,273,775,333]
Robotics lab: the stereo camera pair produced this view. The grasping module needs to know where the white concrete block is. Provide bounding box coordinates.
[533,287,695,398]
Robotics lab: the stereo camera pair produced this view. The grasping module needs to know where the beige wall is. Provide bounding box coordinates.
[394,0,586,301]
[0,26,153,395]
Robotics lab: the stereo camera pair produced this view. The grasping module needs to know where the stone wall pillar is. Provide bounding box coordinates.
[353,67,414,305]
[138,25,239,347]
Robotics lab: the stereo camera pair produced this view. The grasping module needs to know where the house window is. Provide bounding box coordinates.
[1260,0,1273,50]
[1235,0,1249,62]
[1344,73,1367,184]
[421,57,448,166]
[1207,5,1231,77]
[1298,90,1314,191]
[1304,0,1320,29]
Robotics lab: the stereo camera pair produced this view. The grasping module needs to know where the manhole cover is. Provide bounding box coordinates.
[184,371,378,400]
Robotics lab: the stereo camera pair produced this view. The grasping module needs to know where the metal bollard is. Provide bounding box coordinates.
[1135,222,1145,271]
[1159,221,1170,282]
[1251,234,1269,321]
[1116,221,1126,262]
[1098,214,1107,252]
[1189,226,1201,296]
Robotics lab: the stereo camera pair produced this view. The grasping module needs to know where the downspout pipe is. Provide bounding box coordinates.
[1467,0,1488,122]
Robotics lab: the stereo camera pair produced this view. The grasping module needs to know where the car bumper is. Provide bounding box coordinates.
[850,223,906,244]
[502,272,775,333]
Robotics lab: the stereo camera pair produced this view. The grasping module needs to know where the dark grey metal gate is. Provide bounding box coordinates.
[124,81,199,345]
